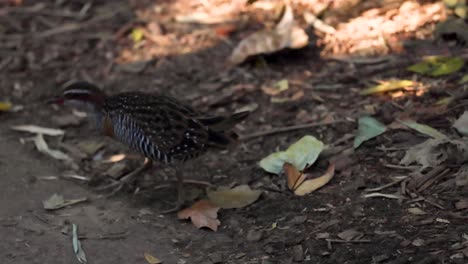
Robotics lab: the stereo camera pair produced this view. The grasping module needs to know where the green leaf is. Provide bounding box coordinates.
[459,74,468,84]
[130,28,144,43]
[360,80,414,95]
[354,117,387,148]
[407,56,465,76]
[72,224,87,263]
[259,135,324,174]
[399,120,448,140]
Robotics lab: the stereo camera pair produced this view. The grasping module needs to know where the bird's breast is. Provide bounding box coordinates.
[102,115,115,137]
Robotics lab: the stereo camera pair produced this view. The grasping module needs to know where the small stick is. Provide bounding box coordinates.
[326,239,371,243]
[365,176,408,192]
[239,120,347,141]
[363,193,405,199]
[384,164,418,170]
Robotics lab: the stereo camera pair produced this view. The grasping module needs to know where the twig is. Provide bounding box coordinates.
[33,6,126,39]
[416,167,450,193]
[365,176,408,192]
[239,120,347,141]
[422,197,445,210]
[384,164,418,170]
[80,231,128,240]
[363,193,405,200]
[326,239,371,243]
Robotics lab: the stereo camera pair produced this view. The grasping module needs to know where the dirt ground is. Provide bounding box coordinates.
[1,0,467,264]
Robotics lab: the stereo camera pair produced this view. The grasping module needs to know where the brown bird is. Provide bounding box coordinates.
[50,81,249,212]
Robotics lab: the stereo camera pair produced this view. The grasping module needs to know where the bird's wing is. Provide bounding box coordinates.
[105,93,211,163]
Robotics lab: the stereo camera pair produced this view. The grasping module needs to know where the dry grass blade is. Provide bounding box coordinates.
[32,134,72,161]
[364,193,405,199]
[365,176,407,192]
[11,125,65,136]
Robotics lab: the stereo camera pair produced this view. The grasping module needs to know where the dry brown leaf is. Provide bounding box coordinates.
[177,200,220,231]
[284,163,306,190]
[144,253,162,264]
[228,4,308,65]
[283,162,335,196]
[294,163,335,196]
[455,199,468,210]
[207,185,262,209]
[337,229,364,241]
[407,207,427,215]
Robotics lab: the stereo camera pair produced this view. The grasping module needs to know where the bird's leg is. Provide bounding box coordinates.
[159,168,185,214]
[96,158,153,196]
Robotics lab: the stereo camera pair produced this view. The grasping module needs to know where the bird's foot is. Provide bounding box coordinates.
[157,183,185,214]
[158,202,183,214]
[95,158,152,196]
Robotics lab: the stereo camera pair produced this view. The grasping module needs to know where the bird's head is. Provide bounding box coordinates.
[49,81,106,113]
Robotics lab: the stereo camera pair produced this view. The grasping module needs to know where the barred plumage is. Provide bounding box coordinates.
[51,82,249,165]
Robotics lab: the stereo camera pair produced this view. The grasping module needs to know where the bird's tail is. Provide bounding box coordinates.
[198,111,250,148]
[197,111,250,132]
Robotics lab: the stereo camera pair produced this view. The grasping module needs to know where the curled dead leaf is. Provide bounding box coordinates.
[283,162,335,196]
[207,185,262,209]
[228,4,308,65]
[294,163,335,196]
[407,207,427,215]
[177,200,220,231]
[284,163,306,190]
[144,253,162,264]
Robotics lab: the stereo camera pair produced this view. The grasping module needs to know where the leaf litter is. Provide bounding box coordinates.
[144,253,162,264]
[207,185,262,209]
[42,193,88,211]
[400,138,468,169]
[177,200,221,231]
[72,223,87,263]
[407,56,465,76]
[11,125,65,136]
[259,135,324,174]
[453,111,468,136]
[354,117,387,148]
[32,134,73,161]
[228,3,308,65]
[360,80,415,95]
[398,120,448,140]
[0,101,13,112]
